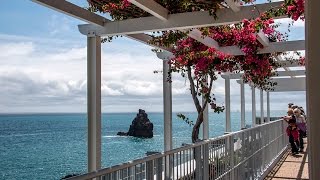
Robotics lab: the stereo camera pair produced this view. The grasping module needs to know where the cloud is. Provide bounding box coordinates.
[275,18,305,28]
[0,42,34,58]
[0,35,306,113]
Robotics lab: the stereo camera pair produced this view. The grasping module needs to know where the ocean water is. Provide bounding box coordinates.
[0,111,284,180]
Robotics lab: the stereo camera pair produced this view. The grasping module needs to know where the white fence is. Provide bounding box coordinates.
[69,119,287,180]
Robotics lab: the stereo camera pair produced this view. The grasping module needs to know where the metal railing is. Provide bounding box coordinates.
[69,119,287,180]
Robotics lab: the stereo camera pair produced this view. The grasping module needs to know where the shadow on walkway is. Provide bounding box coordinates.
[265,139,309,180]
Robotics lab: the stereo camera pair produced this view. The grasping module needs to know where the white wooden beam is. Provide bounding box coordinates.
[238,78,305,91]
[184,29,220,49]
[78,2,284,36]
[259,40,305,54]
[225,0,241,12]
[126,33,171,52]
[270,77,305,92]
[31,0,171,52]
[278,60,301,67]
[32,0,106,26]
[128,0,168,21]
[275,56,295,78]
[257,30,270,47]
[218,40,305,55]
[223,70,305,79]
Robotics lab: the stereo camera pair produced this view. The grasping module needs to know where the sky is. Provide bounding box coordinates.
[0,0,306,113]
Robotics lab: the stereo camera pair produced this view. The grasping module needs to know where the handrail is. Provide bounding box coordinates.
[69,119,286,180]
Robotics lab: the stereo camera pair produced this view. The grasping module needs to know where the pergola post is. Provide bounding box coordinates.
[87,35,102,172]
[240,80,246,129]
[260,90,264,124]
[306,0,320,178]
[266,91,270,122]
[157,52,173,179]
[202,77,209,139]
[225,76,231,132]
[251,87,256,127]
[157,52,173,151]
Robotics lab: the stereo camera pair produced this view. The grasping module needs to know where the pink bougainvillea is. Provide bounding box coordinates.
[87,0,305,142]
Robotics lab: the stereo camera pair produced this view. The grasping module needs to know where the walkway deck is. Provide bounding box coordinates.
[265,138,309,180]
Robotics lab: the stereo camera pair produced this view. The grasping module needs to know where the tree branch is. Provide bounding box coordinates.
[187,65,202,113]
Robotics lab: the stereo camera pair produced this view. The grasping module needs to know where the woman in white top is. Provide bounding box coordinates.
[293,108,306,152]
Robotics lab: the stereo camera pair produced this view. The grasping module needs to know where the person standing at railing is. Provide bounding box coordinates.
[293,108,306,152]
[283,110,300,155]
[286,115,300,155]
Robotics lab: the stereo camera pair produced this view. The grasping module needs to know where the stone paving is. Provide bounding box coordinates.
[265,139,309,180]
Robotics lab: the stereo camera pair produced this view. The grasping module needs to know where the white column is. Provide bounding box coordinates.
[306,0,320,178]
[251,87,256,127]
[266,91,270,122]
[240,80,245,129]
[260,90,264,124]
[163,59,172,151]
[203,95,209,139]
[87,36,101,172]
[225,77,231,132]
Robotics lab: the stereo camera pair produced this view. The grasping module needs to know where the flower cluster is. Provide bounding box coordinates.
[284,0,305,21]
[88,0,257,20]
[167,15,285,91]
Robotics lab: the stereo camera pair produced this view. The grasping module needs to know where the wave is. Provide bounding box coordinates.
[103,135,125,138]
[0,132,50,138]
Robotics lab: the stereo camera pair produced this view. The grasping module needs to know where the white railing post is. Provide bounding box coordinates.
[306,0,320,178]
[229,135,235,179]
[203,143,209,180]
[87,35,102,172]
[195,146,203,180]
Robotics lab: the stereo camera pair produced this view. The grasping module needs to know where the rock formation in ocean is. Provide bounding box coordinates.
[117,109,153,138]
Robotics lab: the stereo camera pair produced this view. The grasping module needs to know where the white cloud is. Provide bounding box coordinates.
[275,18,305,28]
[0,36,306,113]
[0,42,34,58]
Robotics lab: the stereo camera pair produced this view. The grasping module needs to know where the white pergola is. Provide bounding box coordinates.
[31,0,320,179]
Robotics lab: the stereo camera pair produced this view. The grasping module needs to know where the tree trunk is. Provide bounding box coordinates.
[192,112,204,143]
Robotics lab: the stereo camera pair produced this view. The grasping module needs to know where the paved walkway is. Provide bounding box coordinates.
[265,139,309,180]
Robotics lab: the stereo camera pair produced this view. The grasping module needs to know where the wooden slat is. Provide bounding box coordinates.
[32,0,106,26]
[128,0,168,21]
[78,2,284,36]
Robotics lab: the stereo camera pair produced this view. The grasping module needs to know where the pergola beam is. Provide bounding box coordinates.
[259,40,305,54]
[225,0,241,12]
[78,2,284,36]
[278,60,301,67]
[222,70,305,79]
[185,29,220,49]
[128,0,168,21]
[218,40,305,55]
[32,0,171,52]
[32,0,106,26]
[257,30,270,47]
[275,56,296,78]
[236,77,306,92]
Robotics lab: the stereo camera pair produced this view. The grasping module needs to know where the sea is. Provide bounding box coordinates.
[0,111,284,180]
